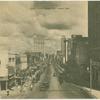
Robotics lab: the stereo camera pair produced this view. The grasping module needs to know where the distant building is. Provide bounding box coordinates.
[61,36,66,64]
[33,35,45,53]
[26,51,44,68]
[7,52,21,87]
[67,35,89,67]
[7,52,20,76]
[8,53,16,67]
[20,53,28,70]
[56,50,63,64]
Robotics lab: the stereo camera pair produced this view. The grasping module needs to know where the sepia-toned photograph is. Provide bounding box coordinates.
[0,0,99,99]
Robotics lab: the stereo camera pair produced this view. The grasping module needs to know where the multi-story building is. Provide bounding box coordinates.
[20,53,28,70]
[7,52,21,87]
[0,50,22,89]
[0,67,8,90]
[65,35,89,85]
[33,35,45,53]
[0,50,8,90]
[61,36,66,64]
[67,35,89,67]
[88,1,100,89]
[56,50,63,64]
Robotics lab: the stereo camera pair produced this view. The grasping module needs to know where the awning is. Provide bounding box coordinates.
[56,64,64,72]
[0,77,8,81]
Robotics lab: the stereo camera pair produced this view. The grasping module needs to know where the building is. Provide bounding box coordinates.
[75,38,89,66]
[88,1,100,89]
[8,53,18,77]
[7,52,21,87]
[0,67,8,90]
[26,51,43,66]
[20,53,28,70]
[0,50,8,90]
[65,35,89,86]
[61,36,66,64]
[8,53,16,68]
[33,35,45,53]
[56,50,63,64]
[67,35,89,67]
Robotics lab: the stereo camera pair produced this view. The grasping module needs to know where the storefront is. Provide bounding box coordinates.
[91,60,100,89]
[0,77,8,90]
[0,65,8,90]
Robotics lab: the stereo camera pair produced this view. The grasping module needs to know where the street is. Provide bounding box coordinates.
[48,65,92,98]
[2,64,93,99]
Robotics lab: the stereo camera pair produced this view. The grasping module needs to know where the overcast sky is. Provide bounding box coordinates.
[0,1,88,53]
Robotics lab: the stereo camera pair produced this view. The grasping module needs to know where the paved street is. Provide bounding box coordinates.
[48,65,92,99]
[1,64,93,99]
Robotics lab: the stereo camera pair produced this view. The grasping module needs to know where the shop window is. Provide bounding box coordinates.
[1,81,6,90]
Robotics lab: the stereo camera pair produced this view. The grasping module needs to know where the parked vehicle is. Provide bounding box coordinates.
[53,72,56,77]
[39,81,49,91]
[30,84,33,91]
[32,70,41,83]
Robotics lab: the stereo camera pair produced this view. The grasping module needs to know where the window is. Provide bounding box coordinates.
[12,58,15,62]
[9,58,11,62]
[9,57,15,62]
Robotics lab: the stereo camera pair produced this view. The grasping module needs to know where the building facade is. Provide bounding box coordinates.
[65,35,89,86]
[33,35,45,53]
[61,36,66,64]
[67,35,89,67]
[0,50,8,90]
[20,54,28,70]
[88,1,100,89]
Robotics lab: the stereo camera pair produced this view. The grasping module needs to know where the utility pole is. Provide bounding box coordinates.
[90,58,92,93]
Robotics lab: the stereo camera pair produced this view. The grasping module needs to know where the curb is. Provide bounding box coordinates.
[71,83,96,98]
[81,88,97,99]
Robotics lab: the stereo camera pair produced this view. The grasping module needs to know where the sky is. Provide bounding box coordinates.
[0,1,88,53]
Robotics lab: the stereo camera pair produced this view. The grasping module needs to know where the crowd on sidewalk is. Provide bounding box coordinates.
[0,77,33,98]
[0,63,48,98]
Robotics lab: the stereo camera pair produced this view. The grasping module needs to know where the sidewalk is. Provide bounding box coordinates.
[1,82,31,98]
[82,87,100,99]
[0,86,21,98]
[60,81,93,98]
[70,83,100,99]
[1,70,46,99]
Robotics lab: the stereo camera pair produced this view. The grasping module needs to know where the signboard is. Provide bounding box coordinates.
[0,67,8,77]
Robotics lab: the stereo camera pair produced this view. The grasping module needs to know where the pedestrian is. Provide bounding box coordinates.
[20,84,23,92]
[7,90,9,96]
[30,84,33,91]
[59,76,63,85]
